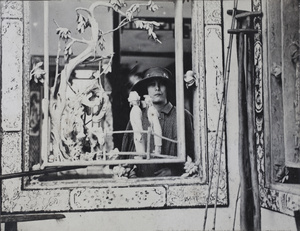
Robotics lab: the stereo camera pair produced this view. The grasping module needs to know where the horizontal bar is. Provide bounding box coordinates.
[150,154,178,159]
[235,11,263,19]
[105,152,177,158]
[0,166,87,180]
[0,214,65,223]
[152,132,178,143]
[108,130,178,143]
[227,9,248,16]
[121,51,175,58]
[45,158,185,167]
[228,29,260,34]
[108,130,147,134]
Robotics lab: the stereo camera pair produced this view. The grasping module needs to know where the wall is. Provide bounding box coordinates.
[0,0,298,230]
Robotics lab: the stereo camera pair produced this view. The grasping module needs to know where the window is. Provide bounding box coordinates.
[28,0,197,178]
[260,0,300,215]
[1,0,228,213]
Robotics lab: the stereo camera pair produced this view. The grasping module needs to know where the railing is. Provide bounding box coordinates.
[44,128,183,167]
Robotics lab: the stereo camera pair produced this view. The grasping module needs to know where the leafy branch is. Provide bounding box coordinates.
[48,0,162,162]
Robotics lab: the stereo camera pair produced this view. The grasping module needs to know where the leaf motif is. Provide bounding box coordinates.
[98,32,105,51]
[68,47,73,55]
[76,13,90,34]
[147,1,159,12]
[134,20,144,29]
[35,62,43,68]
[56,27,71,41]
[151,21,161,27]
[64,46,73,61]
[102,63,112,74]
[110,0,126,11]
[30,62,46,84]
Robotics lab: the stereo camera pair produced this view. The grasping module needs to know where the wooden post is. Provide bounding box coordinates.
[237,31,255,231]
[246,28,261,231]
[237,31,248,231]
[229,10,262,231]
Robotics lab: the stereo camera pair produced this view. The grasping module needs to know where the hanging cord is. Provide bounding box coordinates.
[203,0,238,230]
[232,183,241,231]
[212,0,239,229]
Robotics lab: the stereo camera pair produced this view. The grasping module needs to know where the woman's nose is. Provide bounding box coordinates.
[155,83,160,90]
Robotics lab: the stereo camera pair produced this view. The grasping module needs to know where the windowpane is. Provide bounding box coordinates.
[28,0,195,179]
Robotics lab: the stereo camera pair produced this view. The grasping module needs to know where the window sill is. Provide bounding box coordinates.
[24,175,205,190]
[19,175,227,211]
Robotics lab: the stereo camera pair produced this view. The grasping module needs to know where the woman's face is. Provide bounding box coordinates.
[147,79,167,105]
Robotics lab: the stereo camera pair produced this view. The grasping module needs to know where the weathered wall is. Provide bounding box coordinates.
[0,0,298,230]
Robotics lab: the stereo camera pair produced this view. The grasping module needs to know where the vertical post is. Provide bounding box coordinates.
[192,0,207,182]
[246,29,261,231]
[103,129,107,161]
[174,0,186,161]
[41,2,49,163]
[237,32,248,231]
[146,127,151,160]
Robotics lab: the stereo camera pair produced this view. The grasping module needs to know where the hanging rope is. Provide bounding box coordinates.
[202,0,238,230]
[232,183,241,231]
[212,0,239,229]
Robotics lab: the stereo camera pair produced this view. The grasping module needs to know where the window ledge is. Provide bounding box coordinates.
[0,176,229,212]
[24,176,205,190]
[19,177,227,210]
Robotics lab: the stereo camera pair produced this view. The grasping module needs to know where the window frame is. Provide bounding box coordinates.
[38,0,187,167]
[1,0,228,213]
[260,0,300,215]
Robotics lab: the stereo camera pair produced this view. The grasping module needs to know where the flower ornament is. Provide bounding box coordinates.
[30,62,46,84]
[113,164,137,178]
[181,156,200,178]
[184,70,197,88]
[128,91,141,107]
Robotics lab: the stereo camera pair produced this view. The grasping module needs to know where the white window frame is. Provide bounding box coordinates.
[38,0,186,167]
[0,0,228,213]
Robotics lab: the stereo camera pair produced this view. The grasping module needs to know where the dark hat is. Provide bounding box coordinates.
[131,67,174,96]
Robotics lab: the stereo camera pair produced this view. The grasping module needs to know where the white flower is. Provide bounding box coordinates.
[184,70,197,88]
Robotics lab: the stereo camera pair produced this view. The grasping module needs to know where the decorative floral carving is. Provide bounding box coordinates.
[274,165,289,183]
[204,1,221,25]
[184,70,197,88]
[30,62,45,83]
[69,187,166,209]
[181,156,201,178]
